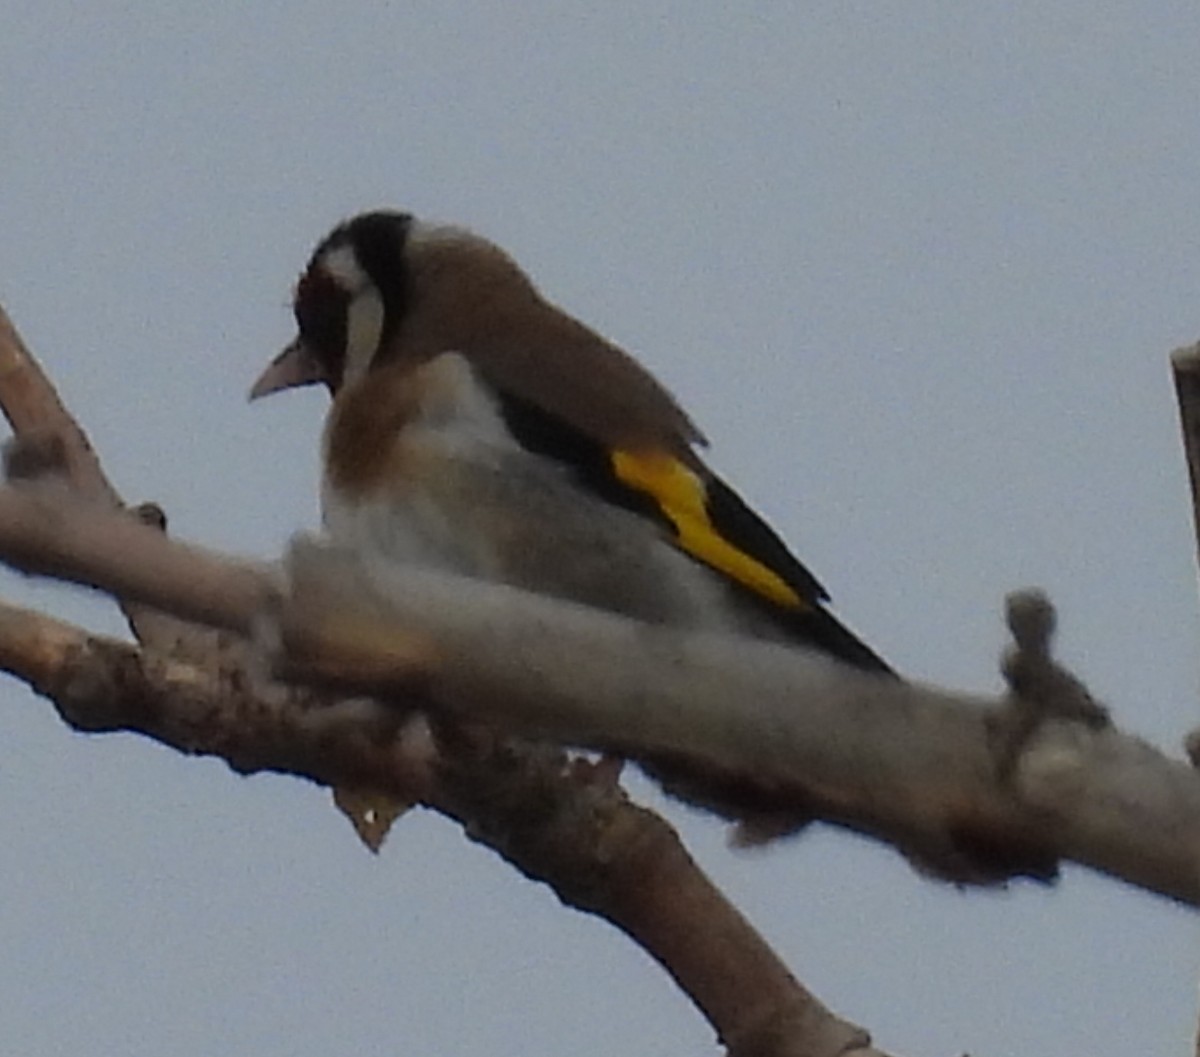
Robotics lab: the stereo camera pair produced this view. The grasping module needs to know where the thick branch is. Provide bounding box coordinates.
[0,307,118,502]
[0,596,881,1057]
[0,483,1197,908]
[0,483,274,634]
[0,304,220,656]
[0,304,895,1057]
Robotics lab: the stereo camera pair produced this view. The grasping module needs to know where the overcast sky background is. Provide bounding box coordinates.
[2,3,1198,1055]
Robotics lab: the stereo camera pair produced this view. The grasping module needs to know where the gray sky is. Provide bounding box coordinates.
[2,3,1198,1054]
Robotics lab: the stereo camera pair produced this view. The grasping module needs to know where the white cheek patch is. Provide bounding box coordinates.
[342,286,385,388]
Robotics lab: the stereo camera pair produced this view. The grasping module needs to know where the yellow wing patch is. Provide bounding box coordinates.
[610,450,804,610]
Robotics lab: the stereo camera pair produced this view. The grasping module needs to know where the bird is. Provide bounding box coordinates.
[250,210,903,839]
[250,209,892,680]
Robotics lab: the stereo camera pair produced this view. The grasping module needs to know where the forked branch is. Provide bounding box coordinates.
[0,303,888,1057]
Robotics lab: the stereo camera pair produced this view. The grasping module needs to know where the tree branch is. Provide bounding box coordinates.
[0,303,224,657]
[0,302,888,1057]
[0,307,117,503]
[0,482,1198,908]
[0,591,883,1057]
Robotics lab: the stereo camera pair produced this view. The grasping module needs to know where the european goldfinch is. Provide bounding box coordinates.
[251,211,892,676]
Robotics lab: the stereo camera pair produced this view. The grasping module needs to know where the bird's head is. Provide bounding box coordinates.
[250,210,533,400]
[249,208,701,458]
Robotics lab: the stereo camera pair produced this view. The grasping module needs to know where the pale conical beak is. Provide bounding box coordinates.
[249,339,327,400]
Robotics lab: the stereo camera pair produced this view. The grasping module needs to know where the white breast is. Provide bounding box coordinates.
[321,352,516,571]
[321,351,741,633]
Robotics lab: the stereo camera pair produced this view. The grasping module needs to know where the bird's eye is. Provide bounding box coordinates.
[294,268,350,381]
